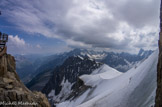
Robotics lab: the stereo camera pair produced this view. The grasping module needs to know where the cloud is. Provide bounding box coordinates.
[7,35,71,54]
[8,35,40,54]
[1,0,160,53]
[8,35,26,47]
[7,35,28,54]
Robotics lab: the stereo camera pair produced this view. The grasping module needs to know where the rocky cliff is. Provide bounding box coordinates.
[155,1,162,107]
[0,54,50,107]
[43,56,102,94]
[42,56,102,106]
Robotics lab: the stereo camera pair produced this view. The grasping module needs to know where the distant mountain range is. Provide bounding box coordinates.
[14,48,155,107]
[14,54,48,84]
[15,48,153,92]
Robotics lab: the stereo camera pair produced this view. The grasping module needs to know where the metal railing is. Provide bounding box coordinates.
[0,32,8,52]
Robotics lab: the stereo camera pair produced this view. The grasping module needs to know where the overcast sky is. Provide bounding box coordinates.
[0,0,160,55]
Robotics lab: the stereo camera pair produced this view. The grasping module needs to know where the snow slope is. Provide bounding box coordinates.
[48,77,73,103]
[57,50,158,107]
[80,64,122,87]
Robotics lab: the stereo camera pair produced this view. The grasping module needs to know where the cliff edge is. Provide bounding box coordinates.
[155,0,162,107]
[0,54,50,107]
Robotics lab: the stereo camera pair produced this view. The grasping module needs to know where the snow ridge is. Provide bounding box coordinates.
[57,50,158,107]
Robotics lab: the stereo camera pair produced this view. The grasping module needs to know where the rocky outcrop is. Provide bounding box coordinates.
[0,54,50,107]
[42,56,102,95]
[42,56,102,106]
[155,1,162,107]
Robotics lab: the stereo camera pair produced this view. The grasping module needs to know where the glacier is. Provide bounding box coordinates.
[57,50,158,107]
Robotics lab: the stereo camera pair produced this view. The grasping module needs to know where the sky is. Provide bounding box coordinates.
[0,0,161,55]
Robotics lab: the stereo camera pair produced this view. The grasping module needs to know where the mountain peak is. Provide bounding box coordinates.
[138,48,153,57]
[138,48,145,56]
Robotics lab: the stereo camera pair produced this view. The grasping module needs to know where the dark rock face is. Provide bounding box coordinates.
[42,56,102,96]
[0,54,50,107]
[155,1,162,107]
[67,78,91,101]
